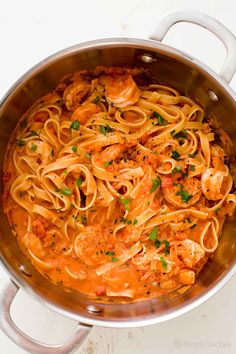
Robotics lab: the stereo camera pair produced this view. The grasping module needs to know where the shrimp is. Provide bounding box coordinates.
[177,239,205,268]
[63,79,90,110]
[71,102,100,124]
[105,74,140,108]
[27,232,46,258]
[100,144,125,162]
[163,177,202,208]
[201,167,228,201]
[178,269,195,285]
[211,144,225,170]
[32,219,45,238]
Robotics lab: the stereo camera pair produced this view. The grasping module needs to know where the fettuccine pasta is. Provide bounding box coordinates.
[3,66,236,300]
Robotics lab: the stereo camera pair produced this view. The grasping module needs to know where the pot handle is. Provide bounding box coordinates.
[150,10,236,83]
[0,281,92,354]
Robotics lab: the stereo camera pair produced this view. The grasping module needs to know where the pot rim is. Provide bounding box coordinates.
[0,36,236,327]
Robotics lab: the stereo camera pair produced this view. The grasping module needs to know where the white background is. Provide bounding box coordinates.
[0,0,236,353]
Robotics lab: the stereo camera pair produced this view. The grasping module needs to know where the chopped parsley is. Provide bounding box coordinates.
[104,160,113,167]
[30,144,37,152]
[16,139,25,147]
[70,120,80,131]
[85,153,92,159]
[120,217,132,225]
[149,226,158,241]
[133,218,138,225]
[100,124,113,135]
[150,176,161,193]
[155,239,161,248]
[59,187,72,196]
[188,151,198,158]
[171,150,180,160]
[20,119,27,129]
[174,130,188,140]
[189,165,195,171]
[162,239,170,255]
[151,111,167,125]
[190,223,197,229]
[170,130,176,136]
[111,257,119,262]
[81,216,87,225]
[29,130,40,137]
[120,197,131,211]
[72,145,77,153]
[215,207,221,214]
[160,256,168,270]
[176,185,193,203]
[105,251,115,256]
[76,178,83,187]
[93,96,100,104]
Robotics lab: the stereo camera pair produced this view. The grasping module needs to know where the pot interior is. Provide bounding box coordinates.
[0,39,235,326]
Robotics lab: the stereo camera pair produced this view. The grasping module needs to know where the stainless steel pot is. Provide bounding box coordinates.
[0,10,236,354]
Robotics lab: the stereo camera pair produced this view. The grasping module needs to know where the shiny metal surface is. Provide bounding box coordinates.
[0,282,91,354]
[0,9,236,354]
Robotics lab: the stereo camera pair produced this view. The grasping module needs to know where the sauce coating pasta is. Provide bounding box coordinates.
[3,66,236,300]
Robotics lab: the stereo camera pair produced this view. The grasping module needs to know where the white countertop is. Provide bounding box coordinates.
[0,1,236,353]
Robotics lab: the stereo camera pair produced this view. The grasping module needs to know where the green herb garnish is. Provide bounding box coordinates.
[60,187,72,196]
[93,96,100,104]
[31,144,37,152]
[111,257,119,262]
[155,239,161,248]
[81,216,87,225]
[133,219,138,225]
[150,176,161,193]
[85,153,92,159]
[171,150,180,160]
[176,185,193,203]
[16,139,25,147]
[149,226,158,241]
[104,160,113,167]
[120,197,131,211]
[215,207,221,214]
[20,119,27,129]
[106,251,115,256]
[188,151,198,158]
[151,111,166,125]
[72,145,77,153]
[160,256,168,270]
[76,178,83,187]
[29,130,40,137]
[162,239,170,255]
[189,165,195,171]
[100,124,113,135]
[70,120,80,131]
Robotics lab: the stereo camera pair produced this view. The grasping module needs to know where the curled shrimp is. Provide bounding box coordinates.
[105,74,140,108]
[177,239,205,268]
[27,232,46,259]
[211,144,225,170]
[32,219,46,238]
[178,269,195,285]
[63,79,90,110]
[100,144,125,162]
[201,167,228,201]
[71,102,100,124]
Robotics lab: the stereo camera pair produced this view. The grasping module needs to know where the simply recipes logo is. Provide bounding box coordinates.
[173,339,231,351]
